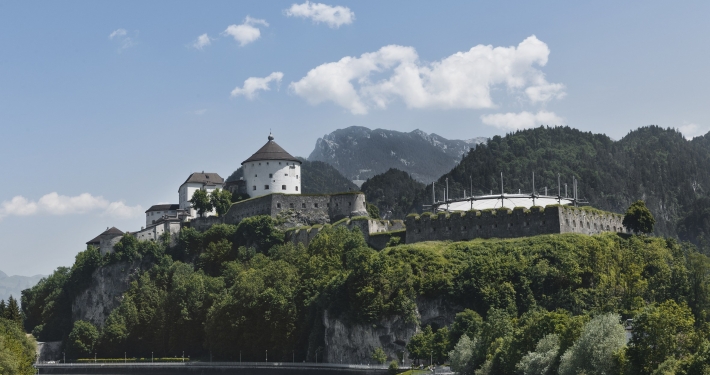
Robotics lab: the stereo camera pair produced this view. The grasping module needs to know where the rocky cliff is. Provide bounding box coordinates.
[71,258,153,328]
[322,297,460,364]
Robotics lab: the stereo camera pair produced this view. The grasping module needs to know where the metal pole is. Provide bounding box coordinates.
[266,350,268,362]
[183,351,184,363]
[445,178,448,202]
[432,182,435,204]
[125,352,126,364]
[152,352,153,363]
[532,171,536,206]
[565,184,568,198]
[558,173,561,204]
[470,176,473,199]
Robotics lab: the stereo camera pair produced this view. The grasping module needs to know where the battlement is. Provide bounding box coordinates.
[405,205,625,243]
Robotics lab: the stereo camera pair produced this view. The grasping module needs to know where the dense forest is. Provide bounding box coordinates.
[20,212,710,373]
[361,168,426,219]
[0,301,35,375]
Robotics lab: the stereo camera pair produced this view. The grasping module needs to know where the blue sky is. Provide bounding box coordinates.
[1,1,709,276]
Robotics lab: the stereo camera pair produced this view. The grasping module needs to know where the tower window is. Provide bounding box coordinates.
[285,173,288,176]
[252,186,256,191]
[255,174,257,177]
[297,175,299,179]
[314,203,319,208]
[295,186,298,191]
[302,203,306,208]
[269,173,273,178]
[282,185,286,190]
[264,185,269,190]
[277,203,281,208]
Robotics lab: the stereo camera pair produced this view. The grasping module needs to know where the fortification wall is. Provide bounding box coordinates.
[558,206,626,234]
[328,193,368,221]
[223,195,274,224]
[405,205,626,243]
[405,206,562,243]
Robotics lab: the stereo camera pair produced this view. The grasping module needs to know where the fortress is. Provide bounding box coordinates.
[87,133,627,254]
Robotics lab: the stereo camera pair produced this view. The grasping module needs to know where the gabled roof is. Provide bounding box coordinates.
[242,134,301,165]
[181,172,224,187]
[146,204,180,213]
[86,227,124,245]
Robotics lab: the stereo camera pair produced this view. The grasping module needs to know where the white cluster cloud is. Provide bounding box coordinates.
[480,110,564,131]
[679,123,709,140]
[290,36,565,114]
[285,1,354,28]
[108,28,134,50]
[231,72,284,99]
[223,16,269,46]
[192,33,212,50]
[0,193,143,220]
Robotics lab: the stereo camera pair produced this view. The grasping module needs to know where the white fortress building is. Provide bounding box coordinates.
[242,133,302,198]
[178,172,224,219]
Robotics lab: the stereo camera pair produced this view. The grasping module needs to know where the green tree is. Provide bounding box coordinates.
[0,318,36,375]
[449,334,477,375]
[190,189,213,217]
[407,326,433,363]
[4,297,22,326]
[558,313,626,375]
[367,203,380,219]
[209,188,232,217]
[233,215,284,253]
[627,300,695,374]
[372,347,387,364]
[0,300,5,318]
[623,200,655,234]
[66,320,99,359]
[515,334,559,375]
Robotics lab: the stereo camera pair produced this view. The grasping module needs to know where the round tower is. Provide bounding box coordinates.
[242,133,302,198]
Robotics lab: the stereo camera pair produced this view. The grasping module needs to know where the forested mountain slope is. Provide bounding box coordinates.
[421,125,710,238]
[308,126,486,184]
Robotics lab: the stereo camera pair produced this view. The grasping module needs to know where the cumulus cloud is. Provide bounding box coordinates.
[679,122,709,140]
[192,33,212,50]
[109,28,135,50]
[285,1,354,28]
[231,72,284,99]
[480,111,564,131]
[0,193,142,220]
[290,36,565,114]
[223,16,269,46]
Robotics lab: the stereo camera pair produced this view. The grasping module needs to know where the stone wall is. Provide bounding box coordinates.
[133,220,181,246]
[405,205,626,243]
[222,193,368,228]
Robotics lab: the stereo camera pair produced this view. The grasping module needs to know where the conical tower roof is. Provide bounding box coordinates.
[241,133,301,165]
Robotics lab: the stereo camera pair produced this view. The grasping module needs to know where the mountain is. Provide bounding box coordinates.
[226,159,358,195]
[361,168,426,219]
[419,125,710,238]
[308,126,487,184]
[0,270,45,302]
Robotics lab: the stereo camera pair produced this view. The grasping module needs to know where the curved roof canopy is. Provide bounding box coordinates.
[439,194,574,212]
[242,133,301,165]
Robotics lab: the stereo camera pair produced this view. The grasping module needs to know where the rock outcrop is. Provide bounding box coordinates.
[322,297,460,365]
[71,258,153,328]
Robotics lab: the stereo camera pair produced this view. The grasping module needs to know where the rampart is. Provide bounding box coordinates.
[405,205,625,243]
[222,192,367,227]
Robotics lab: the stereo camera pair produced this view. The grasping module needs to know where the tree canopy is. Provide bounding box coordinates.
[623,200,655,234]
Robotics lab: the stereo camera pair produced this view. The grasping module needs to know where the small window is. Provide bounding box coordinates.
[297,175,299,179]
[265,185,270,190]
[269,173,273,178]
[253,186,256,191]
[314,203,319,208]
[282,185,286,190]
[266,162,269,165]
[279,162,281,165]
[255,174,257,177]
[295,186,298,191]
[277,203,281,208]
[302,203,306,208]
[289,203,294,208]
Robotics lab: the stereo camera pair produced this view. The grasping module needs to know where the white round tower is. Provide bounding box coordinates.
[242,133,302,199]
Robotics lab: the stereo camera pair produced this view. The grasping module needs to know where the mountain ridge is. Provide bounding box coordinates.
[307,126,487,184]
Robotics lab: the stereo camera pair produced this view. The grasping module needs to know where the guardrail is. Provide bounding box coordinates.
[35,361,389,369]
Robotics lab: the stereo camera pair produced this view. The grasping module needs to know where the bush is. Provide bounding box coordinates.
[388,360,399,375]
[372,347,387,364]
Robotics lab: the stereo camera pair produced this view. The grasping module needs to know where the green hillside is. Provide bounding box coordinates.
[21,218,710,373]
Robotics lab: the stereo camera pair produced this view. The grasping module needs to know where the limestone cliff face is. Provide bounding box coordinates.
[322,297,459,364]
[71,259,152,328]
